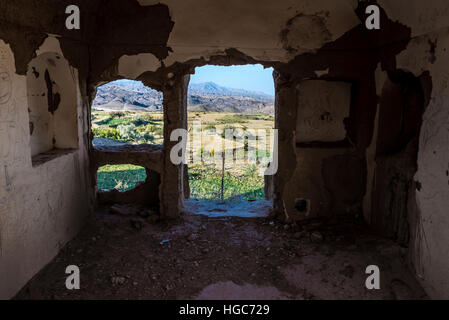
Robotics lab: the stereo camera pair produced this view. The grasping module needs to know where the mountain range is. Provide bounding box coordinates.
[93,80,274,114]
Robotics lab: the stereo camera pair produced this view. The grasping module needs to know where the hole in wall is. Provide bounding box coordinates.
[92,79,164,148]
[184,64,275,217]
[97,164,147,192]
[295,198,309,214]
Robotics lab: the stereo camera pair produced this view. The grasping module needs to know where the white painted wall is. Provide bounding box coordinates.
[27,52,79,156]
[0,39,91,299]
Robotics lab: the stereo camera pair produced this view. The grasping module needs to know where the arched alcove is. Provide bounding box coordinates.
[26,52,79,161]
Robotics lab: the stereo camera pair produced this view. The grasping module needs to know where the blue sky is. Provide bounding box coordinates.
[190,64,275,96]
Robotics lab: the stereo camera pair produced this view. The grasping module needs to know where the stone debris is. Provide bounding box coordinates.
[111,276,126,286]
[110,204,138,216]
[110,204,160,228]
[138,210,150,218]
[148,214,159,224]
[187,233,200,241]
[293,231,306,240]
[130,219,143,231]
[310,231,324,243]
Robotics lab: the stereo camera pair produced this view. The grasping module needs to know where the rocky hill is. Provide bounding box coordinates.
[93,80,274,114]
[92,80,163,112]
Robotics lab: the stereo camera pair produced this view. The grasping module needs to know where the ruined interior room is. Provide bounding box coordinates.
[1,0,449,301]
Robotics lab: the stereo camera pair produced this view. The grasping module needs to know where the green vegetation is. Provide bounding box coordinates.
[216,115,249,124]
[237,114,274,121]
[256,150,271,159]
[188,164,264,201]
[97,115,133,126]
[92,109,273,201]
[97,164,146,192]
[217,114,274,124]
[204,124,216,131]
[92,127,122,141]
[92,111,164,145]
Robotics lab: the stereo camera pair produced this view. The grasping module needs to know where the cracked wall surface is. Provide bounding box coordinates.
[0,0,449,299]
[387,4,449,299]
[27,52,79,157]
[0,38,92,299]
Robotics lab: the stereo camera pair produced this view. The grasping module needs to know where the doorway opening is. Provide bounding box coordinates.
[185,64,275,216]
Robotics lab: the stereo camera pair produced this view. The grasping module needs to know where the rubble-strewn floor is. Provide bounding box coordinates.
[15,205,428,300]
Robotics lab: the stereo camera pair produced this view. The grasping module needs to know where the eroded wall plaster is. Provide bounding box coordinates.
[0,0,449,299]
[0,38,92,299]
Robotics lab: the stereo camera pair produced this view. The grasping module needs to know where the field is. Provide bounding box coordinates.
[92,110,164,145]
[93,109,274,201]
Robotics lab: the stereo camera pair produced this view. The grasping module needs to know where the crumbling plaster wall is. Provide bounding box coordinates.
[0,0,449,299]
[0,1,364,300]
[0,37,92,299]
[133,0,449,299]
[374,0,449,299]
[111,0,364,221]
[137,0,360,65]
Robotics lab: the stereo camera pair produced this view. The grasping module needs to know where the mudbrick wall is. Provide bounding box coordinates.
[0,0,448,298]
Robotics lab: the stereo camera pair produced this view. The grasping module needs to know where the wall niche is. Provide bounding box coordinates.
[27,52,79,162]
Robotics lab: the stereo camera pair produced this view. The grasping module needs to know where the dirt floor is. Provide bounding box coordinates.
[15,204,428,300]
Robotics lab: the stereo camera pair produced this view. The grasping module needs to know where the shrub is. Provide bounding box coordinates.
[110,111,127,118]
[131,114,149,127]
[148,124,158,133]
[244,164,258,176]
[153,127,164,137]
[117,124,142,142]
[198,146,205,158]
[98,116,132,127]
[139,113,154,122]
[216,115,249,124]
[143,132,155,143]
[92,127,121,140]
[221,125,237,139]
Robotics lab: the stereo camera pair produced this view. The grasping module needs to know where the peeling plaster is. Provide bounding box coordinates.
[35,35,64,57]
[1,0,449,300]
[314,68,329,77]
[0,38,91,299]
[281,13,332,55]
[118,53,162,80]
